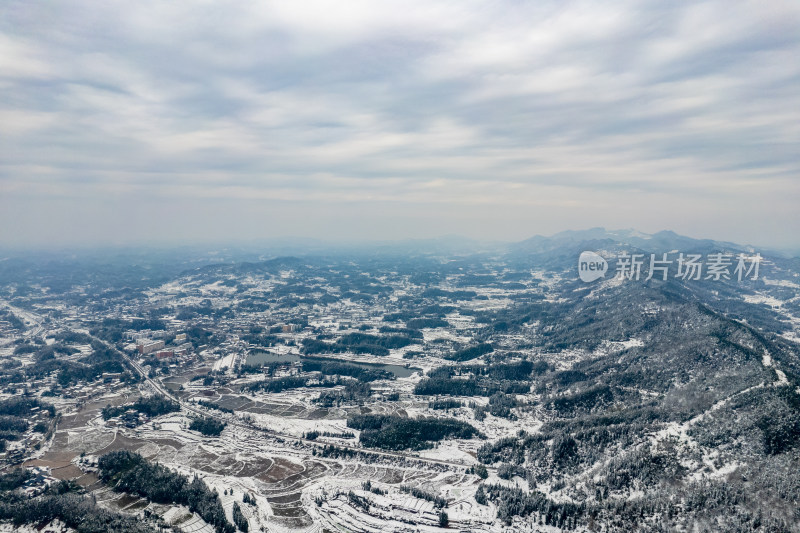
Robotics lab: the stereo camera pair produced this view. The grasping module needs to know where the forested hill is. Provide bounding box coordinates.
[470,273,800,529]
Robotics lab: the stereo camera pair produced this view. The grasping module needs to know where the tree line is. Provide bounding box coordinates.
[98,450,235,533]
[347,414,482,450]
[102,395,179,421]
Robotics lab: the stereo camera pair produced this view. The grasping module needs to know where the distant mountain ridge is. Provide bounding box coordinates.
[512,228,759,256]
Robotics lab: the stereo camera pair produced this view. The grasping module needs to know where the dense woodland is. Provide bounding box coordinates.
[102,394,180,420]
[189,416,226,436]
[465,281,800,530]
[0,397,55,449]
[0,469,161,533]
[302,332,416,356]
[348,414,482,450]
[99,450,235,533]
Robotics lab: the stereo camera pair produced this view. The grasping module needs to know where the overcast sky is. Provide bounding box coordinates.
[1,1,798,249]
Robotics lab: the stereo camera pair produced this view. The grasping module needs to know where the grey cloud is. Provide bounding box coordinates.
[1,0,798,248]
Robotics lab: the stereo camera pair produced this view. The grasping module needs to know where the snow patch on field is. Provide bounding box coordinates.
[763,278,800,289]
[415,440,477,465]
[597,338,645,355]
[212,353,236,372]
[762,349,789,386]
[248,412,350,438]
[421,329,472,343]
[780,331,800,344]
[743,293,784,308]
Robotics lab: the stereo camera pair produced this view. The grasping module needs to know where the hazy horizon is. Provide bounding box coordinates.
[2,227,798,258]
[2,1,798,249]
